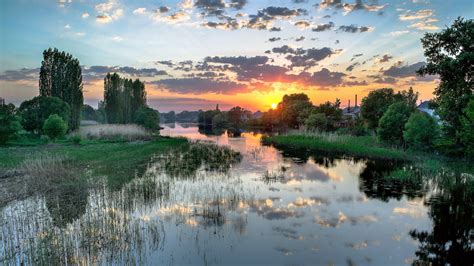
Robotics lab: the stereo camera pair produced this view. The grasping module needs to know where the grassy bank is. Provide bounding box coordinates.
[262,133,409,160]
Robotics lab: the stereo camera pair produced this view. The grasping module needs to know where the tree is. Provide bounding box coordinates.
[43,114,68,140]
[313,100,342,131]
[361,88,419,132]
[81,104,97,121]
[212,113,228,128]
[404,112,439,150]
[378,101,415,145]
[103,73,147,124]
[39,48,83,130]
[276,93,313,128]
[460,98,474,158]
[305,113,328,131]
[134,107,160,131]
[227,106,245,128]
[18,96,70,133]
[417,17,473,146]
[0,102,22,144]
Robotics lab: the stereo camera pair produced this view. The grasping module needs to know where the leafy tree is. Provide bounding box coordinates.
[0,102,22,144]
[39,48,83,130]
[212,113,228,128]
[417,17,473,146]
[361,88,419,132]
[81,104,97,121]
[378,101,415,145]
[313,100,342,130]
[103,73,147,124]
[43,114,68,140]
[198,110,220,126]
[460,98,474,158]
[404,112,439,150]
[227,106,246,128]
[18,96,70,133]
[276,93,313,128]
[134,107,160,131]
[305,113,328,131]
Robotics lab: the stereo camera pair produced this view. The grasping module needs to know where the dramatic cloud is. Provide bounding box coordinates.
[268,37,281,42]
[307,68,346,87]
[0,68,40,82]
[338,25,372,33]
[294,20,311,29]
[272,46,337,69]
[151,78,248,94]
[312,22,334,32]
[147,97,232,112]
[399,9,434,21]
[383,61,425,77]
[378,54,393,63]
[318,0,387,15]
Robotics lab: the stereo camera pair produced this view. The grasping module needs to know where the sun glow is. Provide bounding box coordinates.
[271,103,277,109]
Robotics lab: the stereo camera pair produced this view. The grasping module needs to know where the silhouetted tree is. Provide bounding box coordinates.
[18,96,70,133]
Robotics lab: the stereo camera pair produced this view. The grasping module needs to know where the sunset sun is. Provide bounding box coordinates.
[271,103,277,109]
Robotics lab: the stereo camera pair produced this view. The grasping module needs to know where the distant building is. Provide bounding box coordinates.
[342,106,360,120]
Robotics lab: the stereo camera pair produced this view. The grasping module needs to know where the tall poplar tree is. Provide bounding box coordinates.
[39,48,83,130]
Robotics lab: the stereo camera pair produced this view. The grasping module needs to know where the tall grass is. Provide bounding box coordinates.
[262,131,407,160]
[72,124,152,141]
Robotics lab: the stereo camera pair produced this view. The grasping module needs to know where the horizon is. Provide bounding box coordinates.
[1,0,471,112]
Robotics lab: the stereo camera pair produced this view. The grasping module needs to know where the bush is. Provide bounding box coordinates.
[43,114,68,140]
[19,96,70,133]
[0,103,22,144]
[134,107,160,131]
[305,113,328,131]
[378,101,414,145]
[69,135,82,145]
[404,112,439,150]
[212,113,228,128]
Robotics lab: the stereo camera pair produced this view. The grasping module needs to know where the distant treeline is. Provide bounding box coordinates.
[160,110,200,123]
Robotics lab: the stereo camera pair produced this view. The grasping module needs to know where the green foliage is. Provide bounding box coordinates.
[227,106,247,127]
[69,135,82,145]
[212,113,228,128]
[361,87,418,132]
[0,103,22,144]
[276,93,313,128]
[312,100,342,130]
[377,101,414,145]
[39,48,83,130]
[43,114,68,140]
[460,98,474,158]
[417,17,473,145]
[198,109,220,125]
[81,104,97,121]
[134,107,160,131]
[404,112,439,150]
[103,73,147,124]
[18,96,70,133]
[305,113,328,131]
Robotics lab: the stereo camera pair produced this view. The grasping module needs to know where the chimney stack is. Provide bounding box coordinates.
[355,94,358,107]
[348,99,351,110]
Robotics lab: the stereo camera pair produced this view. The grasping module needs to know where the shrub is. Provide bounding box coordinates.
[461,98,474,158]
[0,103,22,144]
[19,96,70,133]
[305,113,328,131]
[43,114,68,140]
[134,107,160,131]
[378,101,414,145]
[212,113,228,128]
[69,135,82,145]
[404,112,439,150]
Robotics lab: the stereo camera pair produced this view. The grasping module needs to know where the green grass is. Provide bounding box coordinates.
[0,137,188,189]
[262,134,408,160]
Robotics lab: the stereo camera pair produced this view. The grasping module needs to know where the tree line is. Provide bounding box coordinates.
[1,48,160,144]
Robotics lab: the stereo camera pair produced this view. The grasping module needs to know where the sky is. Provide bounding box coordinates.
[0,0,472,112]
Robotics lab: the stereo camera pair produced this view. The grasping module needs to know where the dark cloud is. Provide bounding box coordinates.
[158,6,170,13]
[269,27,281,32]
[346,62,360,71]
[338,25,371,33]
[147,97,232,112]
[373,76,397,84]
[295,36,305,42]
[383,61,425,77]
[151,77,248,94]
[245,6,306,30]
[343,80,368,86]
[312,22,334,32]
[307,68,346,87]
[292,0,308,3]
[294,20,311,29]
[230,0,247,10]
[379,54,393,63]
[0,68,39,81]
[155,60,174,67]
[268,37,281,42]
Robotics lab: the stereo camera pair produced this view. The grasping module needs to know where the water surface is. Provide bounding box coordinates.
[1,123,472,265]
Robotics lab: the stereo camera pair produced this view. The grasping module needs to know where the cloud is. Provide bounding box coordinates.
[312,22,334,32]
[408,21,439,31]
[111,36,123,42]
[152,10,190,24]
[95,1,123,24]
[338,25,373,33]
[268,37,281,42]
[378,54,393,63]
[274,46,337,69]
[389,30,409,36]
[151,78,249,94]
[0,68,39,82]
[159,6,170,13]
[318,0,386,15]
[295,36,305,42]
[147,97,232,112]
[133,8,147,15]
[244,6,306,31]
[383,61,425,78]
[294,20,311,29]
[83,66,169,80]
[399,9,433,21]
[81,12,90,19]
[307,68,346,87]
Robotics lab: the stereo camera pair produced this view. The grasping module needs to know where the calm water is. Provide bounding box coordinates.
[1,123,472,265]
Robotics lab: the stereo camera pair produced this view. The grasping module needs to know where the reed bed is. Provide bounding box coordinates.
[72,124,152,141]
